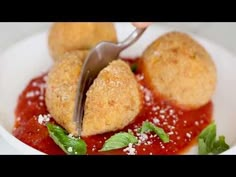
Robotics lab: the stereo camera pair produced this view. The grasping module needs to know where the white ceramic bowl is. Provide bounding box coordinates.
[0,23,236,154]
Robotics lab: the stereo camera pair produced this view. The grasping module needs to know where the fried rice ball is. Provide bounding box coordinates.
[45,51,85,136]
[46,57,142,136]
[82,60,142,136]
[48,22,117,61]
[59,50,89,63]
[142,31,217,110]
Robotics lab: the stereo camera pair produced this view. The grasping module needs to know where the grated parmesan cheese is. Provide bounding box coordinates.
[195,121,199,126]
[153,118,160,124]
[26,91,35,98]
[37,114,51,125]
[186,133,191,138]
[67,147,73,153]
[123,143,136,155]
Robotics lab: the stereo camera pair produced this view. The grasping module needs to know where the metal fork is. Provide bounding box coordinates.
[73,27,147,136]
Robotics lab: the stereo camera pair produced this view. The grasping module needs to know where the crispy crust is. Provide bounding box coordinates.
[46,56,142,136]
[142,31,217,110]
[48,22,117,61]
[82,60,142,136]
[45,51,85,135]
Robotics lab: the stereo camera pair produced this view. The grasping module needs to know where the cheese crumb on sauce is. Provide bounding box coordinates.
[153,118,160,124]
[186,132,191,138]
[37,114,51,125]
[123,143,136,155]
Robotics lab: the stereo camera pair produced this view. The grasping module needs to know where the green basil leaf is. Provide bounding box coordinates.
[198,138,208,155]
[140,121,169,143]
[100,132,138,151]
[198,123,216,152]
[47,123,87,155]
[198,122,229,155]
[212,136,230,154]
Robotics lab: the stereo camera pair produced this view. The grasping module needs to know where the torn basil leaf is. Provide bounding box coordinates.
[198,122,229,155]
[140,121,169,143]
[47,123,87,155]
[100,132,138,151]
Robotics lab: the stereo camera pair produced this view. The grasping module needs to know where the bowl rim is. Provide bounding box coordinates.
[0,126,45,154]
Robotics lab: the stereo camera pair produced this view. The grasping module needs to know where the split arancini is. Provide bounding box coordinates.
[46,56,142,136]
[45,51,85,135]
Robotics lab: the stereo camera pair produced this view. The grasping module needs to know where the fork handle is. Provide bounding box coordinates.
[117,27,147,50]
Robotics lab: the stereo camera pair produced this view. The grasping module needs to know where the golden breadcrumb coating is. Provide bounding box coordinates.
[45,51,85,135]
[142,31,217,110]
[48,22,117,61]
[46,56,142,136]
[82,60,142,136]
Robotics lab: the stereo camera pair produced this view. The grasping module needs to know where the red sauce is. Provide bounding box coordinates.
[13,58,212,155]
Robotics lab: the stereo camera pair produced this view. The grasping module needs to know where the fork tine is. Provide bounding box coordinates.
[73,69,92,136]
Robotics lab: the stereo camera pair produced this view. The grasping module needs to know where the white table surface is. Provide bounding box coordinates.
[0,22,236,154]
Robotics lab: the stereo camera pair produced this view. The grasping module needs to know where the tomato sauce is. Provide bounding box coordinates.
[13,58,212,155]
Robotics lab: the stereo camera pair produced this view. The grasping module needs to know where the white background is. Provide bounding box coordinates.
[0,22,235,154]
